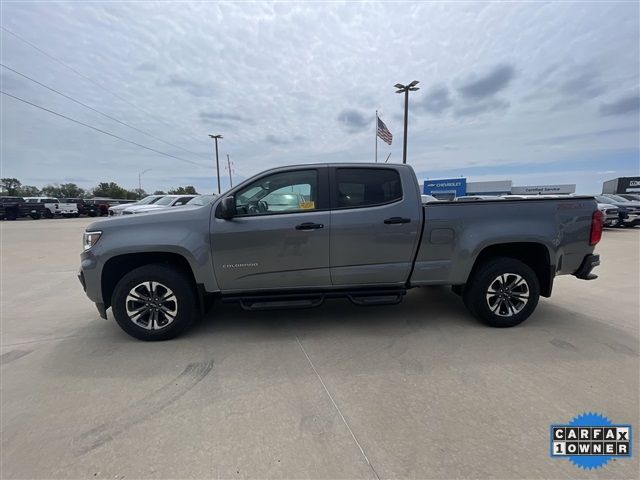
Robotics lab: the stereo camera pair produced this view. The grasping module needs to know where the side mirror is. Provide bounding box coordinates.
[219,196,237,220]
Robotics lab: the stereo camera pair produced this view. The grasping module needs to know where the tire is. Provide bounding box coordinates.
[43,209,53,219]
[30,212,41,220]
[111,264,197,341]
[6,209,17,220]
[463,257,540,328]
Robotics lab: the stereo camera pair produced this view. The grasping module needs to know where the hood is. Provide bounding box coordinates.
[86,203,213,231]
[133,205,199,214]
[110,203,136,211]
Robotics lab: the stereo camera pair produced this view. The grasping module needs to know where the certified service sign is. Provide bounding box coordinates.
[550,412,632,470]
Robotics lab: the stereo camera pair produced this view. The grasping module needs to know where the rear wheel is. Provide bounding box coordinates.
[43,209,53,219]
[463,257,540,328]
[30,212,41,219]
[111,264,197,341]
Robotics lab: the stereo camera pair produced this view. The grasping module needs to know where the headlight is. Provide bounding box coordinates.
[83,231,102,251]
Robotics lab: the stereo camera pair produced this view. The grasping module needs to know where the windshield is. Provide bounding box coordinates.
[154,196,176,206]
[138,195,162,205]
[186,195,216,206]
[604,194,630,202]
[595,196,613,204]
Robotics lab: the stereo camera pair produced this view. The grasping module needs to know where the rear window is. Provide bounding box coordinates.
[336,168,402,208]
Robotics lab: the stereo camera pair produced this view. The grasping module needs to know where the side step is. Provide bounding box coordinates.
[223,288,406,311]
[239,297,324,311]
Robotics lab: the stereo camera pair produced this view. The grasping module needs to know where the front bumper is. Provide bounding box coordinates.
[79,249,108,319]
[573,254,600,280]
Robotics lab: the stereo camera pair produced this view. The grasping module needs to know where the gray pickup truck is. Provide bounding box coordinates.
[79,163,602,340]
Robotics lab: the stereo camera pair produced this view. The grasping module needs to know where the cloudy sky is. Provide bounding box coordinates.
[1,1,638,194]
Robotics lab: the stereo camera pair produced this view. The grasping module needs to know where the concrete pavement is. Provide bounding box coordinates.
[1,218,638,479]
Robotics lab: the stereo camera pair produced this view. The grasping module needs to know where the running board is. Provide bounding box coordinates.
[222,287,407,311]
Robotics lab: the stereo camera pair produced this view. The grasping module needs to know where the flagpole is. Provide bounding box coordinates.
[375,110,378,163]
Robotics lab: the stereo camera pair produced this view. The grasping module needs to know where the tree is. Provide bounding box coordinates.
[59,183,85,198]
[92,182,129,199]
[1,178,22,196]
[19,185,40,197]
[168,186,198,195]
[41,184,62,197]
[153,190,166,195]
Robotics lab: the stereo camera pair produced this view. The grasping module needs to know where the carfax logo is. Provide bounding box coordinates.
[550,412,632,470]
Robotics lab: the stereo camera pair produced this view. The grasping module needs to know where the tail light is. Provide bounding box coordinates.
[590,210,603,246]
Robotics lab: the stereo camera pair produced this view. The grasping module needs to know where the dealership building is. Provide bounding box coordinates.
[423,178,576,200]
[602,176,640,194]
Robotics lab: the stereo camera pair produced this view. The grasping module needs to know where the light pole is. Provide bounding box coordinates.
[394,80,419,164]
[138,169,151,199]
[226,154,233,188]
[209,134,223,194]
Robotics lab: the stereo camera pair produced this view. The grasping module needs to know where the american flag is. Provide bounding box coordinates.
[377,116,393,145]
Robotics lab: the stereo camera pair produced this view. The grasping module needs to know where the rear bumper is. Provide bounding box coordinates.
[573,254,600,280]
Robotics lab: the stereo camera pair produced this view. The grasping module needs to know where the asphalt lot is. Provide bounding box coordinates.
[1,217,638,479]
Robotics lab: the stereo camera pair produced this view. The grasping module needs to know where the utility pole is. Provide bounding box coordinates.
[138,169,151,199]
[394,81,420,164]
[226,154,233,188]
[208,134,223,194]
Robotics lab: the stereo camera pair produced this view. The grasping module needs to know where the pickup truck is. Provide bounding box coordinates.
[24,197,79,218]
[79,163,602,341]
[0,196,47,220]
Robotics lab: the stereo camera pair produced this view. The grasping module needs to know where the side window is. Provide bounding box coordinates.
[175,197,192,205]
[336,168,402,208]
[235,170,318,216]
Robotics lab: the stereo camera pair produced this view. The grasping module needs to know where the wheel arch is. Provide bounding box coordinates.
[101,252,199,310]
[469,242,553,297]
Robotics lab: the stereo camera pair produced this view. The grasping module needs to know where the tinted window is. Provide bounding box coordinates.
[336,168,402,208]
[235,170,317,215]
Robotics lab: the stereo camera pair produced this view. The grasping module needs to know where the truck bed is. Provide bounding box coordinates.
[411,196,597,287]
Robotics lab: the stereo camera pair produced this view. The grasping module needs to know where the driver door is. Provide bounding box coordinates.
[210,167,331,291]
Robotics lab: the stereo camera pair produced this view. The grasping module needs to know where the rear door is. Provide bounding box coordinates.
[329,166,422,286]
[211,166,331,291]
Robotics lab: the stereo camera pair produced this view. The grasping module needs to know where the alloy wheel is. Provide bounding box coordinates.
[485,273,529,317]
[125,281,178,330]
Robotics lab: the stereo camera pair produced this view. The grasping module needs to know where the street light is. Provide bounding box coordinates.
[395,80,419,164]
[208,134,223,194]
[138,169,151,199]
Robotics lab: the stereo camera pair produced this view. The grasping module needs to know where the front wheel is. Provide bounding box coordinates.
[463,257,540,328]
[111,264,197,341]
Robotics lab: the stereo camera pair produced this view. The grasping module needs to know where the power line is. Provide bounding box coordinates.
[1,25,213,159]
[1,63,207,159]
[1,90,208,168]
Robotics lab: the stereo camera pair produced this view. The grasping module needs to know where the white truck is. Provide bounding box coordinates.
[24,197,79,218]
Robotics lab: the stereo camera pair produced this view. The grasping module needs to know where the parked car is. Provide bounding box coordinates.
[109,195,164,216]
[79,163,602,340]
[421,194,439,203]
[0,196,47,220]
[596,201,620,227]
[124,195,218,215]
[616,194,640,202]
[24,197,79,218]
[121,195,196,214]
[595,195,640,227]
[85,198,134,216]
[58,198,98,217]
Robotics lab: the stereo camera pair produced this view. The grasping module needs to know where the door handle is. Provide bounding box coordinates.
[295,222,324,230]
[384,217,411,224]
